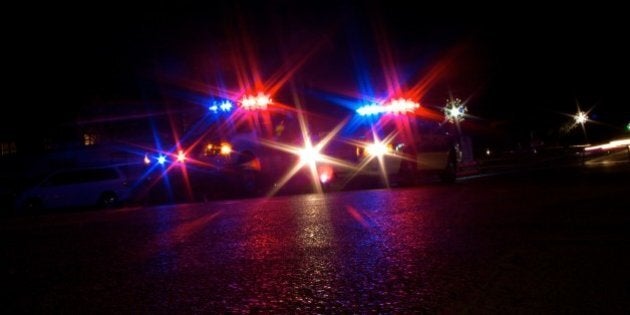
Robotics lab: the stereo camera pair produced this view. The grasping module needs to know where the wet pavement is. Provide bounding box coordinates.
[1,163,629,313]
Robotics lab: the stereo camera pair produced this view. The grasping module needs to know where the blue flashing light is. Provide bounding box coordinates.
[356,104,383,116]
[356,99,419,116]
[157,155,167,165]
[220,101,233,112]
[209,100,234,113]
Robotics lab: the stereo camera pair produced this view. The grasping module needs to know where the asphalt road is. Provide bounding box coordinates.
[1,162,629,313]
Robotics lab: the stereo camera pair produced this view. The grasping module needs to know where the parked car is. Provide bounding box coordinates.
[168,100,339,198]
[328,99,463,188]
[14,165,133,211]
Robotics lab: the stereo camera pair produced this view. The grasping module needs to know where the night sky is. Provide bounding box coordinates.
[5,1,629,145]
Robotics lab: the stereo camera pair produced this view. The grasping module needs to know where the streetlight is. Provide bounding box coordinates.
[443,96,469,170]
[574,110,588,143]
[574,111,588,125]
[444,97,467,124]
[444,97,467,143]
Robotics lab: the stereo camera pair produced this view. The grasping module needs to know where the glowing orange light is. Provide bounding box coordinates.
[365,142,390,157]
[220,143,232,155]
[317,165,334,184]
[585,138,630,151]
[177,150,186,162]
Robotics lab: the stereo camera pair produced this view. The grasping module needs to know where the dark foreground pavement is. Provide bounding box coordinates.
[1,162,629,313]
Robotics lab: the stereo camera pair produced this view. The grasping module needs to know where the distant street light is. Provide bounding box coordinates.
[444,96,467,163]
[444,97,467,124]
[574,110,589,143]
[626,121,630,132]
[574,111,588,125]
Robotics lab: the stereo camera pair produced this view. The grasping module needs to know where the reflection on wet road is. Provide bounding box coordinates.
[2,165,630,313]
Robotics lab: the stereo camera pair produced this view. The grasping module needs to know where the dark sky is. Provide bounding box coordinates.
[6,1,629,143]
